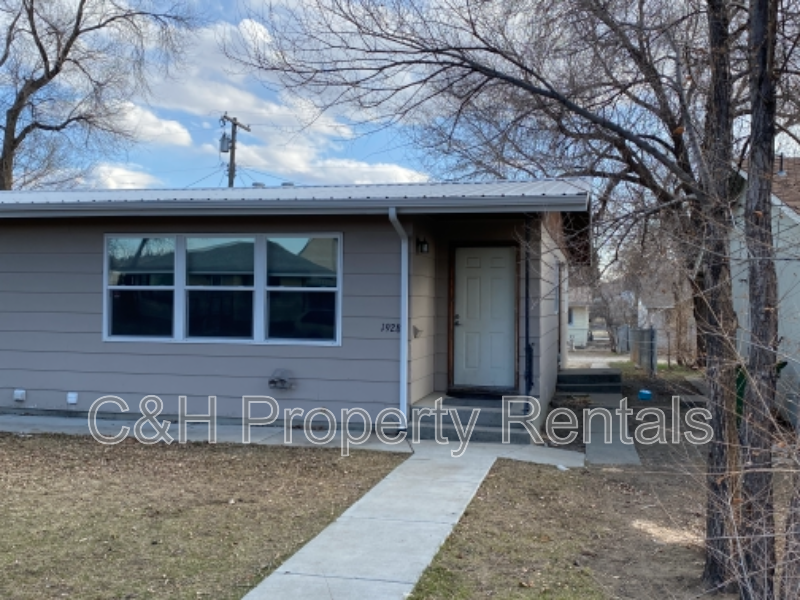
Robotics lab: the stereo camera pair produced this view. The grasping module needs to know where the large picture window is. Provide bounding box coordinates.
[104,234,341,344]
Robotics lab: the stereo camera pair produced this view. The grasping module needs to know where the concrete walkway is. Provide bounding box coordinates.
[583,393,641,466]
[242,441,583,600]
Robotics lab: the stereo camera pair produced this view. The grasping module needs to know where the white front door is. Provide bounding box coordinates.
[453,246,516,387]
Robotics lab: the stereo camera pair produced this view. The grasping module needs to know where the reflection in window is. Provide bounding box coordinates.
[186,238,255,339]
[267,237,337,287]
[266,238,339,341]
[268,291,336,340]
[105,234,340,343]
[110,290,173,336]
[108,237,175,286]
[188,290,253,338]
[187,238,254,286]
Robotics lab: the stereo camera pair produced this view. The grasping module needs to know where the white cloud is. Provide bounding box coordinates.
[132,18,428,187]
[238,18,272,47]
[90,164,161,189]
[224,142,428,185]
[122,104,192,146]
[313,159,429,184]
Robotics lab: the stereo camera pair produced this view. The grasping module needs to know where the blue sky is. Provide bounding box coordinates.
[97,9,428,190]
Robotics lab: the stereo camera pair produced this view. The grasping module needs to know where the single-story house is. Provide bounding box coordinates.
[0,180,590,432]
[732,157,800,426]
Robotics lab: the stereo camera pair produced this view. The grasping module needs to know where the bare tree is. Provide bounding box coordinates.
[739,0,779,597]
[0,0,198,189]
[230,0,799,593]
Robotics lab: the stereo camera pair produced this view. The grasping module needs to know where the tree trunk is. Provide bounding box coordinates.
[701,215,740,592]
[0,108,16,190]
[701,0,738,590]
[739,1,779,597]
[692,273,708,367]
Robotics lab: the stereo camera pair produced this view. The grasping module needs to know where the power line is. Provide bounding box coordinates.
[183,166,225,189]
[237,166,291,184]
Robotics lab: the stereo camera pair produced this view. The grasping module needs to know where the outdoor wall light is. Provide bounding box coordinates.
[416,238,429,254]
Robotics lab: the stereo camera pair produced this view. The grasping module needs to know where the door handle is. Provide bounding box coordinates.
[454,313,461,326]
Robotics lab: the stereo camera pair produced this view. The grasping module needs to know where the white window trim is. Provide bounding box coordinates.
[103,233,343,346]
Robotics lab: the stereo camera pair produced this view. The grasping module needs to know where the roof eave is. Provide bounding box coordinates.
[0,195,589,218]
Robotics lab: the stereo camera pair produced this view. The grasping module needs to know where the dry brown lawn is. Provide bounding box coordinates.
[0,433,405,600]
[409,439,723,600]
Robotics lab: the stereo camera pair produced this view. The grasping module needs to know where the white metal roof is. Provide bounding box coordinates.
[0,179,590,218]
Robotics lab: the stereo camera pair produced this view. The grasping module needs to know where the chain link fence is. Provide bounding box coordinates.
[630,327,657,378]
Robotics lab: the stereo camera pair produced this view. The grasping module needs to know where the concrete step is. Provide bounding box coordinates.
[413,404,530,430]
[410,396,534,445]
[441,397,505,408]
[555,383,622,394]
[685,376,708,396]
[410,423,532,444]
[557,368,622,384]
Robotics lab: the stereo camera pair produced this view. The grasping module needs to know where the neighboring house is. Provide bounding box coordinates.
[732,157,800,425]
[567,285,592,348]
[0,180,589,432]
[637,280,696,365]
[637,287,673,340]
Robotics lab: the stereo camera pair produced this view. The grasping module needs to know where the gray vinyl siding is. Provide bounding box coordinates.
[408,217,437,403]
[0,216,402,420]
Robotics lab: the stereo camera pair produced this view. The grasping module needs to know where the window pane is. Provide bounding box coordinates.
[187,238,255,286]
[188,290,253,338]
[268,291,336,340]
[108,238,175,286]
[110,290,173,337]
[267,237,337,287]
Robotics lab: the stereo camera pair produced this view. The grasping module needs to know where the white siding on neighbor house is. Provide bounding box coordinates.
[732,197,800,422]
[0,216,403,420]
[568,306,590,348]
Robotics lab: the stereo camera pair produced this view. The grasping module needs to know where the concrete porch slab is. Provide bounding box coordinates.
[413,391,449,407]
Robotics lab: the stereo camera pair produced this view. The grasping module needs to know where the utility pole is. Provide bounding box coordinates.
[220,113,251,188]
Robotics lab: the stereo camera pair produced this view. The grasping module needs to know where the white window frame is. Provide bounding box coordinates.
[103,233,343,346]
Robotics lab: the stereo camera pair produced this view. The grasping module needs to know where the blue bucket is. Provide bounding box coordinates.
[638,389,653,401]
